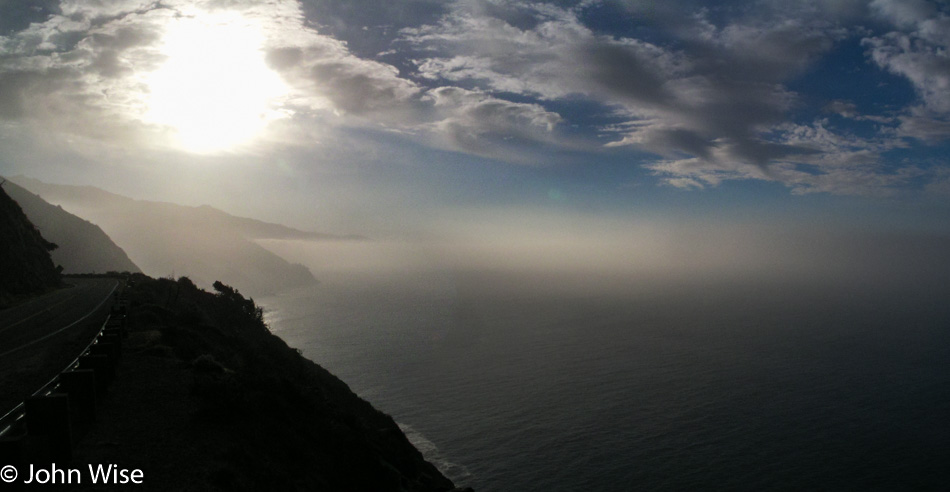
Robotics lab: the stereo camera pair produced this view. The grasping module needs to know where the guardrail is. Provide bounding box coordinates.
[0,291,129,463]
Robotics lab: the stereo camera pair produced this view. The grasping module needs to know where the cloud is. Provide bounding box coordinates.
[823,100,897,124]
[0,4,193,144]
[403,1,885,189]
[896,107,950,142]
[865,0,950,115]
[424,86,562,159]
[0,0,944,197]
[861,0,950,198]
[405,3,685,103]
[824,100,860,118]
[868,0,937,27]
[646,117,917,196]
[0,0,562,157]
[647,150,920,197]
[399,0,950,196]
[264,40,423,120]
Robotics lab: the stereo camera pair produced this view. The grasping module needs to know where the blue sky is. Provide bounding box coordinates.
[0,0,948,237]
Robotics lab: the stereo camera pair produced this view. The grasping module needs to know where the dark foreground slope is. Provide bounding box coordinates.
[69,274,470,492]
[3,180,140,274]
[0,183,60,307]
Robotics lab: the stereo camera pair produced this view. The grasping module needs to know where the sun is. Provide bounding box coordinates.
[144,12,288,154]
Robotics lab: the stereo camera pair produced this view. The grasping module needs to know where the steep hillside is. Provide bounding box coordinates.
[0,182,60,307]
[3,180,140,274]
[10,177,321,296]
[70,275,471,492]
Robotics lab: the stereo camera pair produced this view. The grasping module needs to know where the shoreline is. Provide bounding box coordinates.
[64,274,471,491]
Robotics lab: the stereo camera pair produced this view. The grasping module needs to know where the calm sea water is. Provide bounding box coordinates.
[260,267,950,491]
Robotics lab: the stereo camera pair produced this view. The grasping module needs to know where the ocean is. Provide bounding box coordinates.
[259,243,950,491]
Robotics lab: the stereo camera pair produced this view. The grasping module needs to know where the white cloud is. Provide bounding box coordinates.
[403,1,874,187]
[406,4,685,105]
[0,0,944,197]
[865,1,950,115]
[869,0,937,27]
[646,117,918,196]
[400,1,950,196]
[0,0,562,157]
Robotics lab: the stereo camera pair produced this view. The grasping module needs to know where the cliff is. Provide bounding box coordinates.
[3,179,141,274]
[8,176,318,297]
[0,182,61,307]
[69,274,471,492]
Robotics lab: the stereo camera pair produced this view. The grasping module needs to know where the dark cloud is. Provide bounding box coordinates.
[402,0,942,194]
[579,41,675,106]
[632,127,714,160]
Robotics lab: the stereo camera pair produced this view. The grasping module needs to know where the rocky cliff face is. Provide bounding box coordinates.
[0,182,61,307]
[3,180,141,274]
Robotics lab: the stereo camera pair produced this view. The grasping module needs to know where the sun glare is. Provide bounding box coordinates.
[144,12,288,153]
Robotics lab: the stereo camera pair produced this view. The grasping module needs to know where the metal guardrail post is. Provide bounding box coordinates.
[77,355,113,394]
[0,433,25,468]
[25,394,72,462]
[98,332,123,354]
[0,280,129,464]
[89,342,120,366]
[59,370,97,424]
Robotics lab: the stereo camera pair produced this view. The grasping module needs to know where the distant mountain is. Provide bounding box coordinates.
[4,180,140,274]
[9,177,336,296]
[0,182,60,307]
[193,204,368,241]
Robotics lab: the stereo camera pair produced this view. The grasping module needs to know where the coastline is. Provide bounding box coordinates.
[66,274,471,491]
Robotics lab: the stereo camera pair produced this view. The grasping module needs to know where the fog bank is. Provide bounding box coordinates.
[257,217,950,299]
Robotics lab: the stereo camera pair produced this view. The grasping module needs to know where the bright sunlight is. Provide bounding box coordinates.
[144,11,288,154]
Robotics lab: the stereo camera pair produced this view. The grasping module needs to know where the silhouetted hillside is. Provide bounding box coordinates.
[0,182,60,307]
[3,180,140,274]
[70,274,470,492]
[10,177,328,296]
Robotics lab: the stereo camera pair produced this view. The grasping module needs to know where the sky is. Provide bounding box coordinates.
[1,0,949,240]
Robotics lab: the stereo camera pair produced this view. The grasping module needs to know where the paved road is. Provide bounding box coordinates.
[0,278,118,415]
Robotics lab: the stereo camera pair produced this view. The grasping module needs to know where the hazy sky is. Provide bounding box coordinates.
[1,0,949,237]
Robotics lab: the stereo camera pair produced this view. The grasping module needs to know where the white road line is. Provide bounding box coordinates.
[0,291,81,335]
[0,280,118,359]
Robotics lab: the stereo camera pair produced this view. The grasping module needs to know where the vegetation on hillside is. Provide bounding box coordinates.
[0,183,61,307]
[79,274,469,491]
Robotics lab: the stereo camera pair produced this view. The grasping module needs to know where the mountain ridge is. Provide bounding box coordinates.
[10,176,367,242]
[8,177,348,296]
[3,179,141,274]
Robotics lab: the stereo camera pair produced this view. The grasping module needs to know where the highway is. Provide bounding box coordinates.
[0,278,118,415]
